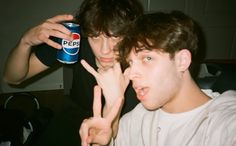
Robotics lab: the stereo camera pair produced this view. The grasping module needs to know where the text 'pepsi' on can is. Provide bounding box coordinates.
[57,22,80,64]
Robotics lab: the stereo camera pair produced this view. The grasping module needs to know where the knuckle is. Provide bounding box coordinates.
[38,33,45,40]
[41,21,50,27]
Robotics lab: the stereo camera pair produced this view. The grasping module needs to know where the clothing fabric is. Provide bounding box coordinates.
[34,37,139,146]
[112,90,236,146]
[157,99,213,146]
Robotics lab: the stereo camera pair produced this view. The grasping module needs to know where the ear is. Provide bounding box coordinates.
[175,49,192,72]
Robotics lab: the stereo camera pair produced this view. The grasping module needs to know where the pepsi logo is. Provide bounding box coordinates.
[62,33,80,48]
[72,33,80,40]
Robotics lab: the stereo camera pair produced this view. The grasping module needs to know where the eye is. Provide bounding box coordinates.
[143,56,152,62]
[91,36,100,40]
[111,36,121,41]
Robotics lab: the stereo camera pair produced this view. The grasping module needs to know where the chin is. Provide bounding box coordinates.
[142,102,159,111]
[101,63,114,68]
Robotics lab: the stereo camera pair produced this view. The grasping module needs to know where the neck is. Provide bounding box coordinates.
[163,71,211,113]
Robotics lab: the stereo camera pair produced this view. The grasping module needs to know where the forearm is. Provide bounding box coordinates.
[3,38,32,84]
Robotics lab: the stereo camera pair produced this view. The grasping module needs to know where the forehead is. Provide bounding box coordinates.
[127,47,168,59]
[126,48,148,59]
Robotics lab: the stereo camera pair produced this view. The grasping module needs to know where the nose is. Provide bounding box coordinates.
[101,37,112,54]
[128,63,140,80]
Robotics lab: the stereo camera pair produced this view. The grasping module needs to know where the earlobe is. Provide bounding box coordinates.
[176,49,191,72]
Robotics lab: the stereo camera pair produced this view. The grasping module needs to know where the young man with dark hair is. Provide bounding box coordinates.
[3,0,143,145]
[79,11,236,146]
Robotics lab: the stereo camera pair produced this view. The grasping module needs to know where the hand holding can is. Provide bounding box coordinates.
[57,22,80,64]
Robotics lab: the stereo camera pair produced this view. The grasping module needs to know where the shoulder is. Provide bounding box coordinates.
[209,90,236,108]
[219,90,236,98]
[204,91,236,145]
[206,90,236,128]
[194,91,236,145]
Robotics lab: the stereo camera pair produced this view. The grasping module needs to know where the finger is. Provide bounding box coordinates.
[80,118,101,144]
[81,59,99,78]
[47,23,72,38]
[93,85,102,117]
[44,38,62,49]
[106,97,124,122]
[123,67,131,86]
[41,22,72,41]
[47,29,72,43]
[87,124,111,145]
[79,121,89,146]
[47,14,74,23]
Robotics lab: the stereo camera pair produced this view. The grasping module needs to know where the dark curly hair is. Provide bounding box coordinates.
[75,0,143,37]
[117,11,199,68]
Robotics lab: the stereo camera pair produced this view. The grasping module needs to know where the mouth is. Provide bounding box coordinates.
[133,85,149,101]
[99,57,114,63]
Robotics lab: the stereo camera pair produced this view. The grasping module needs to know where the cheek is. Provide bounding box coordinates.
[88,41,100,55]
[109,40,120,51]
[150,65,180,95]
[149,66,169,84]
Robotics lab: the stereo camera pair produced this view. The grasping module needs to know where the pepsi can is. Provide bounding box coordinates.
[57,22,80,64]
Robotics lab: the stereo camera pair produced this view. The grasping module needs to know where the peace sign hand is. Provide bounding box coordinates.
[79,85,123,146]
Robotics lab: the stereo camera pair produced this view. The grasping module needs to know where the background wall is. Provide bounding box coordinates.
[144,0,236,59]
[1,0,236,94]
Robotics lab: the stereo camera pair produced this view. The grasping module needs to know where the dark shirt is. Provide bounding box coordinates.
[34,37,139,115]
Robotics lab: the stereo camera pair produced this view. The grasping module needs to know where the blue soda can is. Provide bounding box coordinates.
[57,22,80,64]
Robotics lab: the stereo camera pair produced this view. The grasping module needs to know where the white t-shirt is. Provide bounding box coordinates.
[157,100,212,146]
[112,90,236,146]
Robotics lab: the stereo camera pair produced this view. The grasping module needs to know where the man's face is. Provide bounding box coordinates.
[88,34,122,69]
[127,49,183,111]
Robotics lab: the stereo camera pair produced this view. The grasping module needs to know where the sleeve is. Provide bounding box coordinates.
[33,43,57,67]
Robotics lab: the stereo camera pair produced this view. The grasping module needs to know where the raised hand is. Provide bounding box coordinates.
[21,14,74,49]
[80,59,130,107]
[79,85,123,146]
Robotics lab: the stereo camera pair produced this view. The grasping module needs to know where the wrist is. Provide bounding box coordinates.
[105,97,124,109]
[19,37,33,51]
[103,97,124,117]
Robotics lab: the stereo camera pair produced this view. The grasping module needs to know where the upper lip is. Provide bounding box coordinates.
[133,84,144,91]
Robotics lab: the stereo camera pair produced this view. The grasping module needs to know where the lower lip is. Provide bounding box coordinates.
[137,93,146,101]
[100,58,113,63]
[135,88,149,101]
